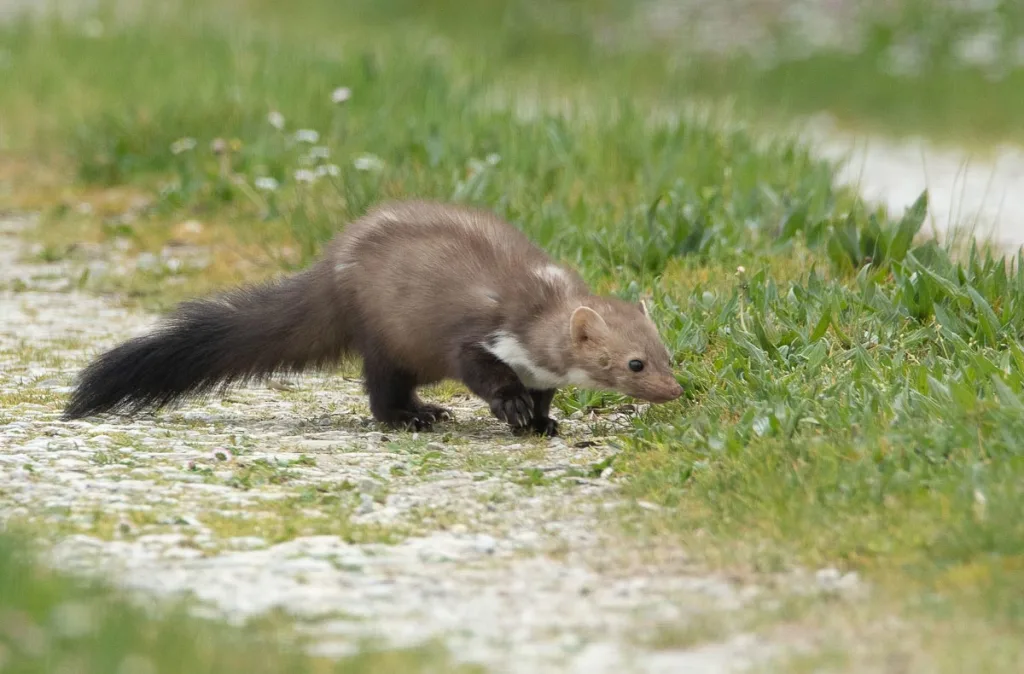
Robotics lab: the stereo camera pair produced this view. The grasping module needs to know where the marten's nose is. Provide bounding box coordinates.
[664,380,684,401]
[647,378,683,403]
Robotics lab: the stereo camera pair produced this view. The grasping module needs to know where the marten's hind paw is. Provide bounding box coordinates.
[415,403,454,424]
[378,409,435,432]
[398,416,433,432]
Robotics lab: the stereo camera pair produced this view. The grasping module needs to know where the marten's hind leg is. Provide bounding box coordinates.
[362,352,446,431]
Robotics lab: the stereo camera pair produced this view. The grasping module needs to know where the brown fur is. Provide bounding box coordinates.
[64,200,683,435]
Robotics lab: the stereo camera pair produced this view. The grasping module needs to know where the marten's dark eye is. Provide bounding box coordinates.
[628,359,644,372]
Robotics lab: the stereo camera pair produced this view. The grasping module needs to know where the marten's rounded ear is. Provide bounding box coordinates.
[570,306,608,345]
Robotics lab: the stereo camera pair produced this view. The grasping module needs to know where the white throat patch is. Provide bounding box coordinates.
[482,331,599,391]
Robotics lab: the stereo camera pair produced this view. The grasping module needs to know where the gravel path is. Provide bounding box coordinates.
[0,215,797,673]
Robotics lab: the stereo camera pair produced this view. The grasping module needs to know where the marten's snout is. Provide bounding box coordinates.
[637,376,683,404]
[666,380,684,401]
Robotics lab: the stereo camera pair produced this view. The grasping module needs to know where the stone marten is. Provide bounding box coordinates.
[63,200,683,436]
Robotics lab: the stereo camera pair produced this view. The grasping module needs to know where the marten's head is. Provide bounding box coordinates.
[568,299,683,404]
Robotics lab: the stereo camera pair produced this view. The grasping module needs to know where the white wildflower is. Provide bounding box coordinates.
[485,153,501,166]
[267,111,286,130]
[955,28,1002,69]
[294,129,320,144]
[331,87,352,104]
[973,489,987,521]
[752,416,770,437]
[353,153,385,172]
[294,169,317,183]
[308,145,331,160]
[316,164,341,178]
[178,220,203,235]
[254,177,279,191]
[169,137,197,155]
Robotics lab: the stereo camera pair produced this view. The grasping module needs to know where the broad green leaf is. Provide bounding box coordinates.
[827,236,853,273]
[933,304,970,347]
[991,374,1024,412]
[907,253,963,301]
[890,190,928,261]
[926,374,951,402]
[751,312,782,362]
[810,308,832,343]
[950,378,976,412]
[967,286,1000,345]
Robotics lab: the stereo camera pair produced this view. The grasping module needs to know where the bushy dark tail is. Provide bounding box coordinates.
[63,262,352,419]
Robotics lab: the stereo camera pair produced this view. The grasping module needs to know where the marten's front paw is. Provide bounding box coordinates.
[512,416,559,437]
[533,416,559,437]
[489,387,534,428]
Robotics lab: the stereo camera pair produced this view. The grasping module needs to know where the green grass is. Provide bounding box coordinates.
[224,0,1024,148]
[210,0,1024,148]
[0,0,854,311]
[0,533,480,673]
[2,0,1024,670]
[667,0,1024,148]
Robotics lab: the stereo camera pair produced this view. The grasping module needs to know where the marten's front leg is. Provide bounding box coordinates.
[526,388,559,437]
[455,343,534,431]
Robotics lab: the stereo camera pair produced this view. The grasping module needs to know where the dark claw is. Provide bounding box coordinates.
[415,403,453,423]
[383,411,433,432]
[489,388,534,428]
[402,417,432,432]
[533,417,559,437]
[412,417,432,431]
[514,417,559,438]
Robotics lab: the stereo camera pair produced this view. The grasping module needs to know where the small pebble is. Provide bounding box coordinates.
[357,493,375,514]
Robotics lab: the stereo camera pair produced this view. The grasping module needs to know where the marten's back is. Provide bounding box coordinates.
[325,201,588,380]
